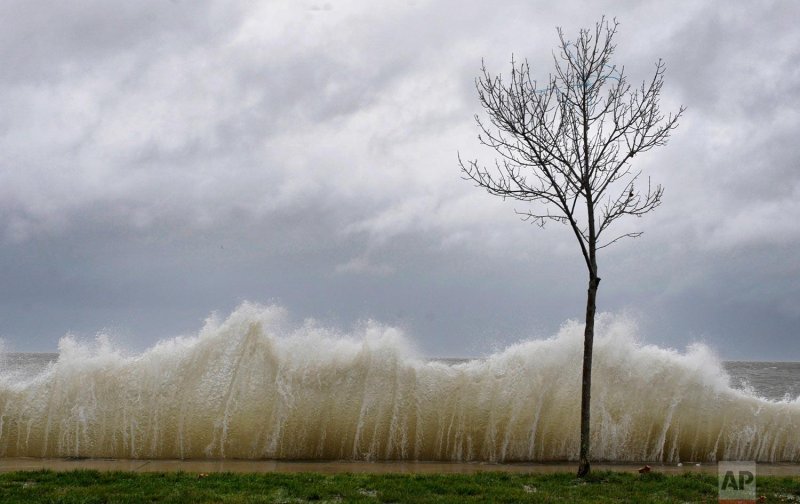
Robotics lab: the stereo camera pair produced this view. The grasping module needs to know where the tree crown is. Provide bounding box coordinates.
[460,17,684,272]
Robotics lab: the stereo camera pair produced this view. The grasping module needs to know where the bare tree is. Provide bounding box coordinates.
[459,18,684,477]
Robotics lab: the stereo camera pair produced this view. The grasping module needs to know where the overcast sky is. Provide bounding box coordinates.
[1,0,798,359]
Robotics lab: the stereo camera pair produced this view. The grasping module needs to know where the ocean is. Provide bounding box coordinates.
[1,304,799,463]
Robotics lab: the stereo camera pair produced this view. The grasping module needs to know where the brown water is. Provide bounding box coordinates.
[1,305,799,463]
[1,458,798,476]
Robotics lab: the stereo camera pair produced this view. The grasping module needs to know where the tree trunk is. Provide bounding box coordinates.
[577,274,600,477]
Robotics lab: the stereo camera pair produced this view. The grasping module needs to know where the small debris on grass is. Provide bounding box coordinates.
[358,488,377,498]
[523,484,537,493]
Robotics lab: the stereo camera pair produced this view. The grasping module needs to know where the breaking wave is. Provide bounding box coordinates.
[1,303,798,462]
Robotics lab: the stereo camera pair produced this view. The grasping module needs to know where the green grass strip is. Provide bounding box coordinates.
[1,469,799,503]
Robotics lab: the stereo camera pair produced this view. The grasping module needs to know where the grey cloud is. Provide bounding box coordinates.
[0,0,798,359]
[0,1,236,84]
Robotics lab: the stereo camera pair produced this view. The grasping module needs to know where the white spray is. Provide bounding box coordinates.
[1,304,798,462]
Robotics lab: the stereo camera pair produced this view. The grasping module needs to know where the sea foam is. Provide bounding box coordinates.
[1,303,798,462]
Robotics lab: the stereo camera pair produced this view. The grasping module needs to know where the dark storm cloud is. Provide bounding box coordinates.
[0,0,798,359]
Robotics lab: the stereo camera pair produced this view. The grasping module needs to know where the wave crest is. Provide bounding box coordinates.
[1,304,798,462]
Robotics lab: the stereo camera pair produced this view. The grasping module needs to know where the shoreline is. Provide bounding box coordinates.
[2,457,799,475]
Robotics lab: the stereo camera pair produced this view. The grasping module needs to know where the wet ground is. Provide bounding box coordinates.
[0,458,798,476]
